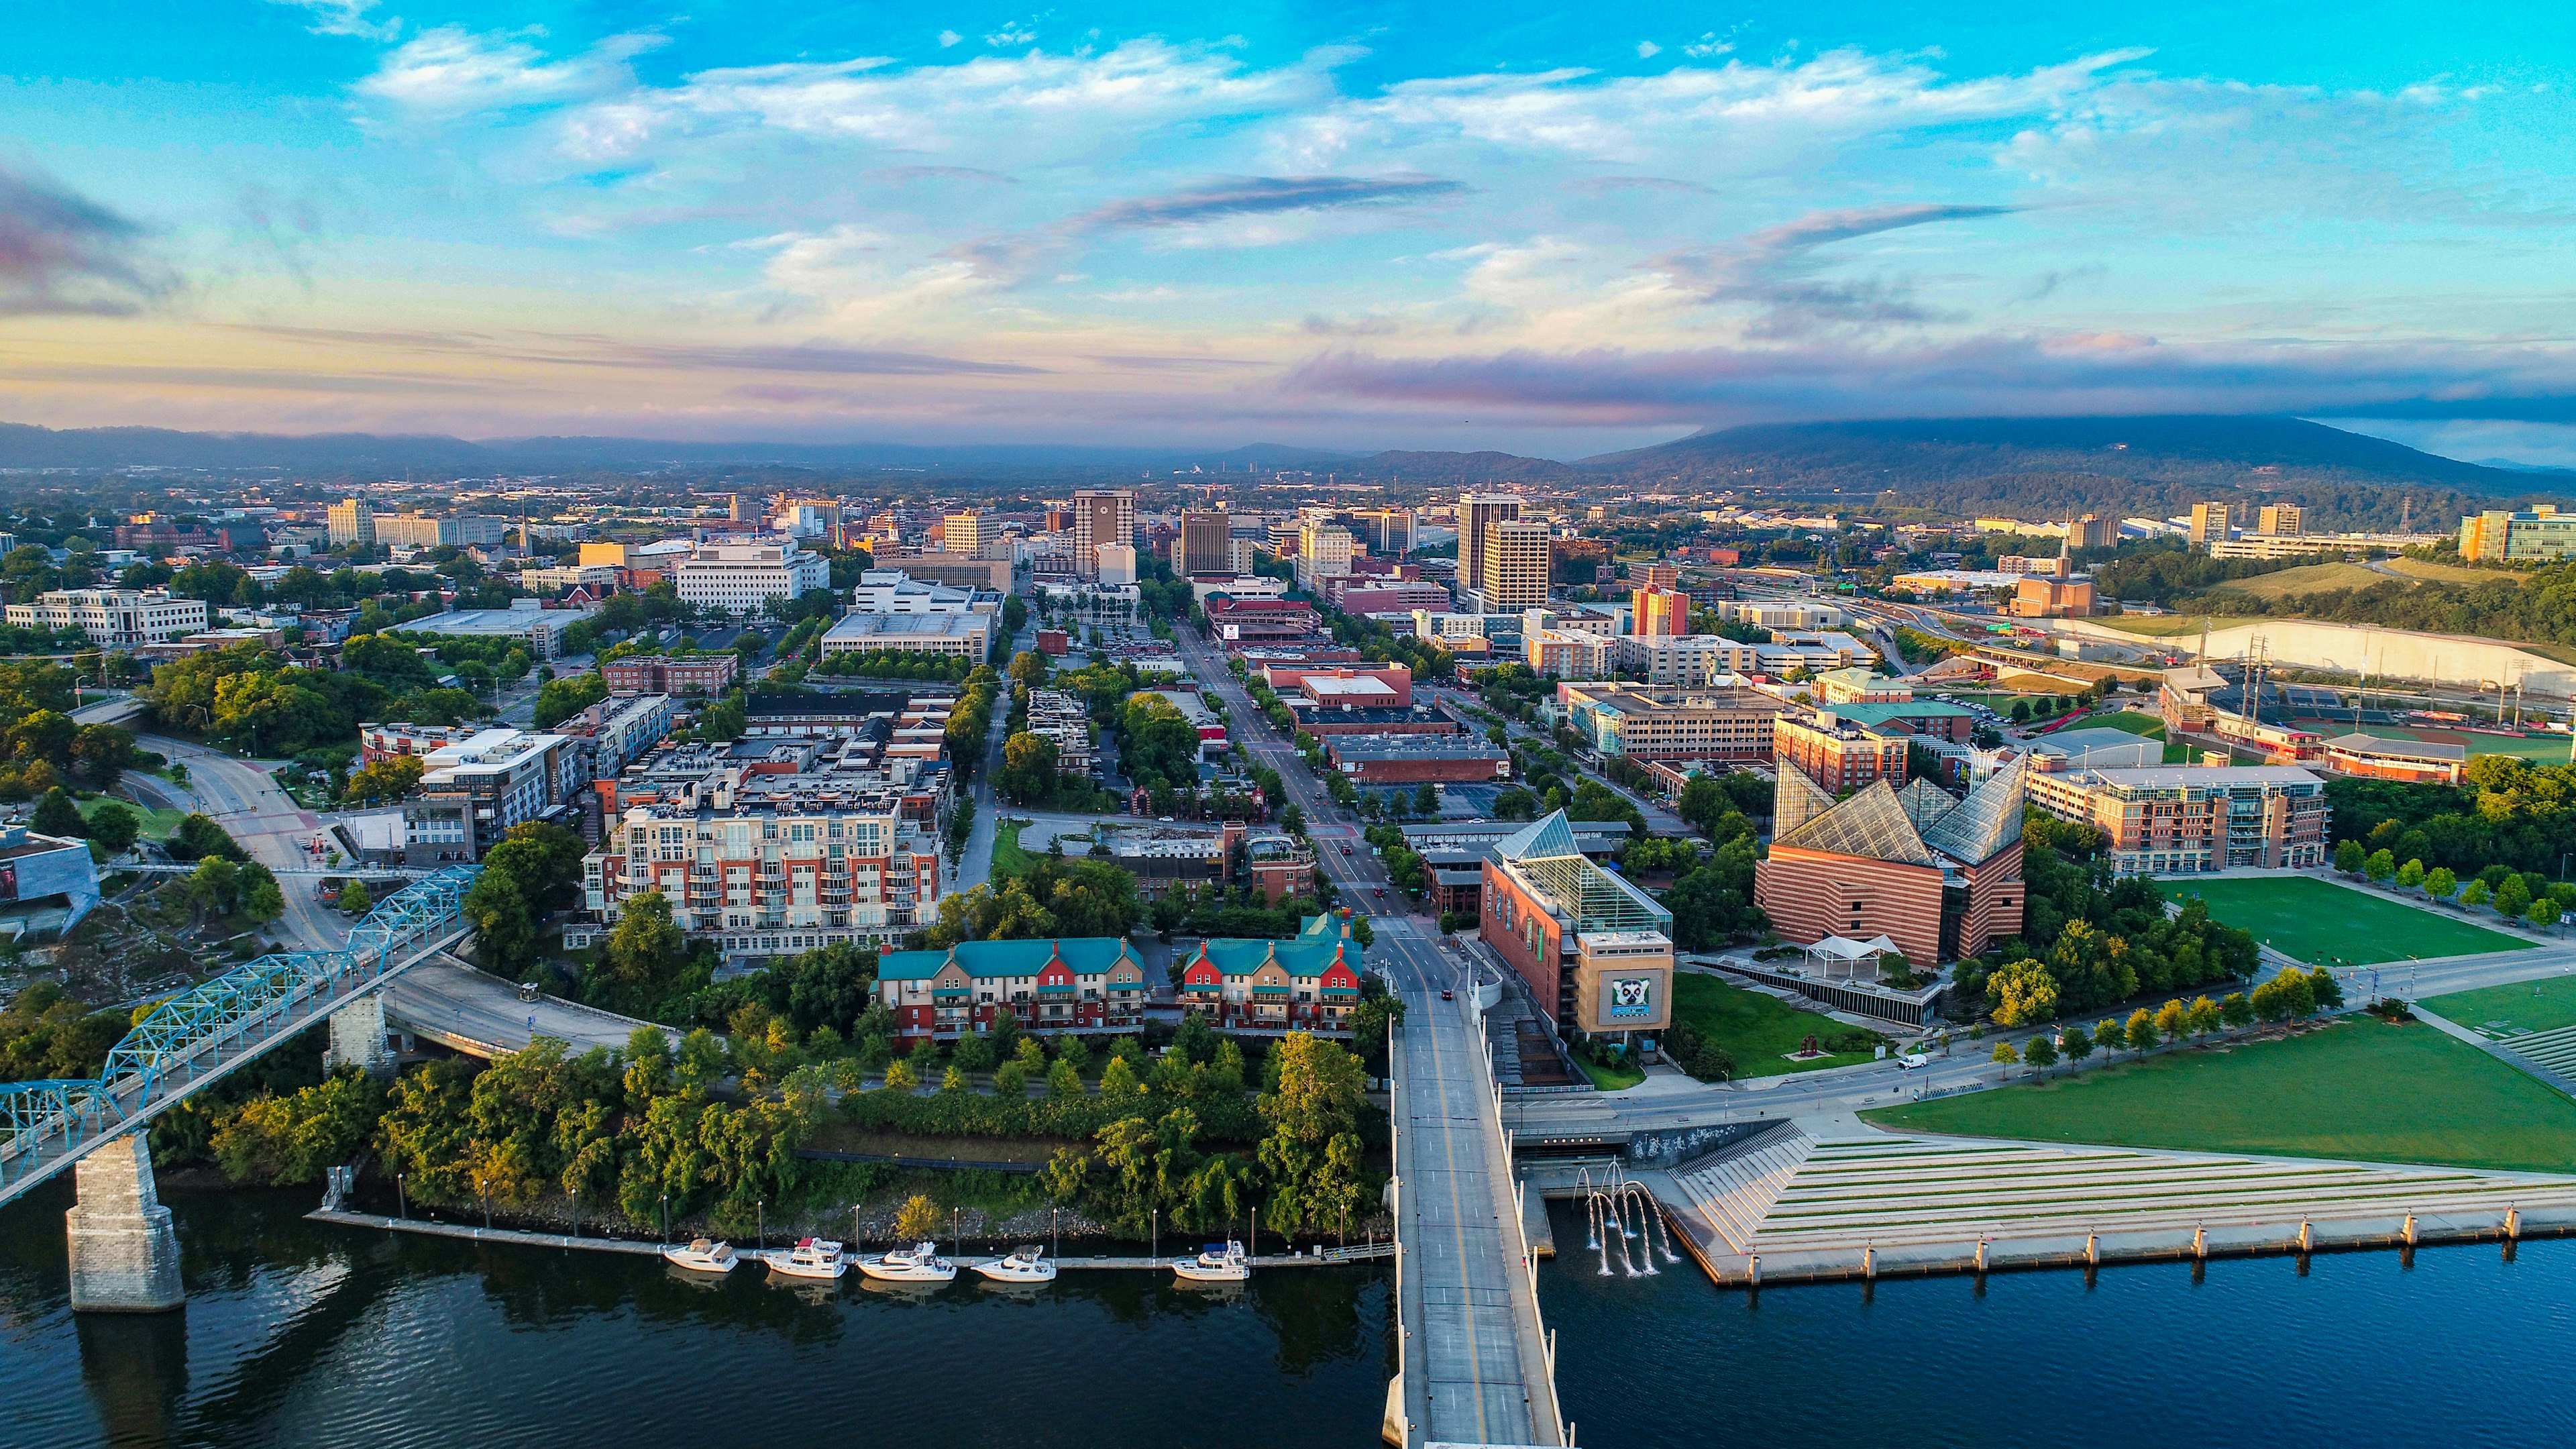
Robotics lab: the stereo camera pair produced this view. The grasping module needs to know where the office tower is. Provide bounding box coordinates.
[1633,588,1691,637]
[1458,494,1524,602]
[1481,519,1552,610]
[1297,519,1356,588]
[326,498,374,546]
[2189,502,2232,545]
[1072,490,1136,579]
[2257,504,2304,538]
[941,509,984,554]
[1178,508,1232,576]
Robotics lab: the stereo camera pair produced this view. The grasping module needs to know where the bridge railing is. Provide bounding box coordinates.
[0,864,480,1190]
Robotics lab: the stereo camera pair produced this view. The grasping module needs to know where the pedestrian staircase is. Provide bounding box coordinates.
[1666,1126,1815,1252]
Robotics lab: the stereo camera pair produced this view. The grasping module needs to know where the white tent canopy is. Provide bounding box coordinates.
[1805,934,1901,980]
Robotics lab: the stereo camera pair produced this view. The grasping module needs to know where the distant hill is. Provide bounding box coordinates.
[1353,449,1582,483]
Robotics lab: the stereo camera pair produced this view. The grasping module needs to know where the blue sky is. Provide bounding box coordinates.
[6,2,2576,458]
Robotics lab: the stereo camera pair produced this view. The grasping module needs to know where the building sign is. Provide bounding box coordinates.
[1605,975,1653,1019]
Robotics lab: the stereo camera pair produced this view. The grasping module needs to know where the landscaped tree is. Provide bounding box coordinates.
[1990,1040,2020,1071]
[953,1031,997,1072]
[993,1060,1028,1098]
[2094,1018,2126,1059]
[1046,1057,1082,1100]
[337,878,372,916]
[2363,849,2396,883]
[598,890,688,1010]
[239,862,285,924]
[83,799,140,854]
[2334,839,2366,874]
[894,1193,943,1242]
[2496,873,2534,920]
[30,786,83,839]
[2186,994,2222,1039]
[2396,859,2426,891]
[883,1059,918,1091]
[2220,991,2255,1032]
[1255,1033,1372,1236]
[1986,959,2060,1026]
[2023,1032,2059,1075]
[2308,966,2345,1010]
[2462,877,2493,909]
[2153,998,2188,1046]
[2061,1024,2095,1067]
[2425,866,2459,902]
[2530,894,2563,930]
[344,753,425,806]
[2125,1007,2159,1057]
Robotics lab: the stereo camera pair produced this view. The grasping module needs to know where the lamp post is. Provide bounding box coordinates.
[660,1193,669,1247]
[757,1198,765,1252]
[396,1173,406,1221]
[1151,1208,1158,1265]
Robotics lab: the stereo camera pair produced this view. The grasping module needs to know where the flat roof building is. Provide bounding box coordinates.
[1480,812,1674,1046]
[820,610,994,659]
[2025,764,2328,875]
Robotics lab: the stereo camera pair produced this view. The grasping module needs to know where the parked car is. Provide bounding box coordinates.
[1897,1053,1930,1070]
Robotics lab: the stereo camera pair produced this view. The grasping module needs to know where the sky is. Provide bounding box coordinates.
[7,3,2576,459]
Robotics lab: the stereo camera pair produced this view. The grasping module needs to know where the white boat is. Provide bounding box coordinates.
[1173,1240,1250,1282]
[857,1241,957,1283]
[663,1238,740,1273]
[762,1238,851,1280]
[970,1245,1057,1284]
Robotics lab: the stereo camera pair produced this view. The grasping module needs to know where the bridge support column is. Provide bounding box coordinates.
[66,1133,184,1313]
[324,994,396,1076]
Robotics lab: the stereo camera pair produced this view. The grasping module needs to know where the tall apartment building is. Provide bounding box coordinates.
[1297,519,1357,588]
[360,725,580,865]
[1479,519,1552,610]
[2065,514,2119,550]
[1071,490,1136,579]
[2189,502,2233,546]
[2255,504,2305,538]
[376,513,506,548]
[940,510,983,555]
[1773,710,1913,794]
[2026,765,2328,874]
[5,588,209,647]
[1633,588,1690,637]
[1176,509,1232,576]
[325,498,375,546]
[1456,494,1524,603]
[673,538,832,615]
[1634,562,1682,592]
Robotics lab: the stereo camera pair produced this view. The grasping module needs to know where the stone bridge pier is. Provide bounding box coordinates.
[323,994,398,1076]
[66,1133,184,1313]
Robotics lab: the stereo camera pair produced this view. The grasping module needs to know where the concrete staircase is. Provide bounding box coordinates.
[1665,1126,1815,1254]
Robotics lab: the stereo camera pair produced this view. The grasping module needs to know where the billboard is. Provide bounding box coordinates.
[1604,975,1653,1020]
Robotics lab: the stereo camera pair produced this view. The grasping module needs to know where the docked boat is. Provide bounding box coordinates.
[857,1241,957,1283]
[970,1245,1057,1284]
[663,1238,741,1273]
[762,1238,851,1279]
[1173,1240,1250,1282]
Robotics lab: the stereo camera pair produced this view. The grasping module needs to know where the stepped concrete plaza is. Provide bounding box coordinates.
[1650,1121,2576,1285]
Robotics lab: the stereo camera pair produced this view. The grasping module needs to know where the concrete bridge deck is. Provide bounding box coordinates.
[385,956,669,1059]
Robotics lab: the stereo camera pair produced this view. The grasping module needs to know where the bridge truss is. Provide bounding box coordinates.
[0,865,480,1208]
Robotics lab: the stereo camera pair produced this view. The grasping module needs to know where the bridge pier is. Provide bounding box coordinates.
[323,994,397,1076]
[66,1134,184,1313]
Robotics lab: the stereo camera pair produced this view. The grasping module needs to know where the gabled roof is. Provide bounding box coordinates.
[1921,759,2025,865]
[1777,780,1937,867]
[877,937,1139,980]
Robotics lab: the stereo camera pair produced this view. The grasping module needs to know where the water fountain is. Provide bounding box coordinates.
[1574,1164,1681,1277]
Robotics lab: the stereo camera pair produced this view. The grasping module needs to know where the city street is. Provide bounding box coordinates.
[128,733,351,954]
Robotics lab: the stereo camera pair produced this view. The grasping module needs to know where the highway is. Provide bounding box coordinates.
[386,954,670,1058]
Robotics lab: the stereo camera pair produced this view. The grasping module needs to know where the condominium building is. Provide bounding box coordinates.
[940,510,983,555]
[1557,684,1788,760]
[362,725,580,865]
[1457,494,1524,604]
[376,512,507,548]
[2025,765,2329,875]
[1175,912,1367,1036]
[1634,562,1681,592]
[1479,519,1552,610]
[600,653,739,695]
[4,588,208,647]
[2189,502,2233,546]
[673,538,831,615]
[2256,504,2305,538]
[325,498,374,547]
[876,937,1155,1040]
[1072,490,1136,579]
[1610,633,1750,688]
[1525,628,1611,678]
[1633,588,1690,637]
[1023,688,1095,772]
[1774,710,1913,794]
[1480,812,1674,1046]
[1176,509,1232,576]
[551,693,676,782]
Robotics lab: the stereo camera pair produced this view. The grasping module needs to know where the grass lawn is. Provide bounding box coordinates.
[1862,1019,2576,1173]
[1672,973,1886,1078]
[2094,614,2261,638]
[989,820,1035,879]
[2164,875,2529,966]
[2383,555,2514,588]
[2424,973,2576,1036]
[2206,561,2392,601]
[1575,1055,1646,1091]
[81,796,186,842]
[2088,710,2167,739]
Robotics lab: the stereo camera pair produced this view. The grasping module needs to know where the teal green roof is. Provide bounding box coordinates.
[877,937,1139,980]
[1823,701,1977,729]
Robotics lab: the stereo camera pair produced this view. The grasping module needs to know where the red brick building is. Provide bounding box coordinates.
[874,938,1152,1040]
[1752,763,2026,965]
[1774,711,1912,793]
[602,653,739,694]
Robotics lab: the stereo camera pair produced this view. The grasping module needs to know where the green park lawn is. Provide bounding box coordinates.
[989,820,1035,880]
[2425,972,2576,1036]
[2088,710,2167,739]
[1576,1054,1646,1091]
[80,795,186,843]
[1864,1019,2576,1173]
[2164,875,2528,967]
[1673,973,1885,1077]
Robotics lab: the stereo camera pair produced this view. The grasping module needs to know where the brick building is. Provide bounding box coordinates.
[1752,762,2027,966]
[1774,711,1913,793]
[1325,735,1510,783]
[1176,912,1366,1036]
[875,938,1153,1040]
[1479,812,1674,1049]
[600,652,740,694]
[2025,764,2329,875]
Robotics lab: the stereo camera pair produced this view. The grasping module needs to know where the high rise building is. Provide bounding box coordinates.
[729,494,758,523]
[941,509,983,555]
[2189,502,2233,546]
[2256,504,2304,538]
[1633,588,1691,638]
[1072,490,1136,580]
[1457,494,1524,602]
[1635,562,1681,592]
[325,498,374,547]
[1297,519,1357,588]
[1177,509,1232,576]
[1480,519,1552,610]
[2065,514,2118,550]
[1352,508,1415,556]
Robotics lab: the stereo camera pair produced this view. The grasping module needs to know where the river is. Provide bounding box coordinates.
[0,1182,1391,1449]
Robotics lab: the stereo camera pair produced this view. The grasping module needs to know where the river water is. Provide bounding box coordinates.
[14,1185,2576,1448]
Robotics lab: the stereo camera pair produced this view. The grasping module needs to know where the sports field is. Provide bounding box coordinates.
[1864,1019,2576,1173]
[2163,875,2528,965]
[2425,972,2576,1036]
[2295,722,2576,764]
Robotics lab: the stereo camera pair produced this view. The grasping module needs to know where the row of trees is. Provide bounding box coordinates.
[1996,967,2347,1072]
[0,659,144,802]
[2337,841,2573,928]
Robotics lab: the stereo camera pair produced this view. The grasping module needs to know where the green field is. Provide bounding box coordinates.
[1673,973,1886,1077]
[2087,710,2167,739]
[989,820,1035,879]
[2425,972,2576,1036]
[2165,875,2528,965]
[80,795,186,843]
[1864,1019,2576,1173]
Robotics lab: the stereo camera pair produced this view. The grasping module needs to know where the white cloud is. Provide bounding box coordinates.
[987,21,1039,47]
[1684,33,1735,59]
[938,30,963,48]
[360,26,663,117]
[266,0,398,42]
[1636,42,1661,60]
